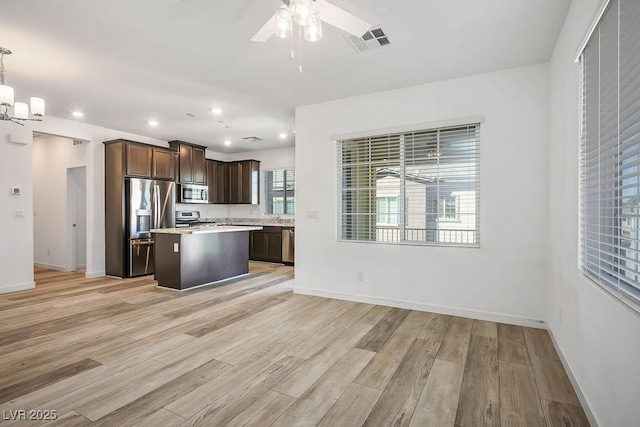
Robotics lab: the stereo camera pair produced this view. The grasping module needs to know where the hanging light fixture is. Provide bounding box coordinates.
[274,5,293,38]
[272,0,321,42]
[304,10,323,42]
[292,0,314,26]
[0,47,45,125]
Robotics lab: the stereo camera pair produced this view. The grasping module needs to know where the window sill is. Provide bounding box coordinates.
[580,271,640,316]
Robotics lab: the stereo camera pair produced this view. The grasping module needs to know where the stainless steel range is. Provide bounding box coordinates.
[175,210,218,228]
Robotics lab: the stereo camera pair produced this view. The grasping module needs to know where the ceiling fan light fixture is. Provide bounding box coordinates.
[274,6,293,38]
[304,10,323,42]
[293,0,314,26]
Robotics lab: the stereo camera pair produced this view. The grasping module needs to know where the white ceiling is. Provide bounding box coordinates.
[0,0,571,153]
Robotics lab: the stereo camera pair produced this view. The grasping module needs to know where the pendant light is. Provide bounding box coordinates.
[0,47,45,125]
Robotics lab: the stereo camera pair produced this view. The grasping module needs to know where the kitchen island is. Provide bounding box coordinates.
[151,226,262,290]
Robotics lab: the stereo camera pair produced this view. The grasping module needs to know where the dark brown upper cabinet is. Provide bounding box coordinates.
[207,160,228,204]
[125,142,152,178]
[151,147,175,180]
[228,160,260,204]
[169,140,207,185]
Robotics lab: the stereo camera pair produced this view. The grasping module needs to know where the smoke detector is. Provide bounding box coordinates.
[344,26,391,53]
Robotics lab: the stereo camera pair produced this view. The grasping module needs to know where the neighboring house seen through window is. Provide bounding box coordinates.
[263,169,295,215]
[338,123,480,246]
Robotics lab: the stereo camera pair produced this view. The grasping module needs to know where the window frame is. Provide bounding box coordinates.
[262,168,295,216]
[579,0,640,312]
[336,120,481,248]
[437,195,460,222]
[376,196,400,226]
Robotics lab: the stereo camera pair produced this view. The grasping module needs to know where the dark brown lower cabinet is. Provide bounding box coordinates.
[249,227,282,263]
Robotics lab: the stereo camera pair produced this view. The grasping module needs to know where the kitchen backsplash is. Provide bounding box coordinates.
[176,203,294,226]
[207,217,295,227]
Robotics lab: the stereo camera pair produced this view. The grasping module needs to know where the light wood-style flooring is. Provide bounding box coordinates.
[0,263,589,426]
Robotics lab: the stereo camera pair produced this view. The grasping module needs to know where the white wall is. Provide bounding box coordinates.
[0,116,170,293]
[33,135,86,270]
[295,63,550,326]
[1,122,35,293]
[548,0,640,425]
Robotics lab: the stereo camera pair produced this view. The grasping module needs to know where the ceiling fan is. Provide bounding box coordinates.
[251,0,372,42]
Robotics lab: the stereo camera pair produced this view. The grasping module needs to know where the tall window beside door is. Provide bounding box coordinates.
[263,169,295,215]
[580,0,640,310]
[337,123,480,247]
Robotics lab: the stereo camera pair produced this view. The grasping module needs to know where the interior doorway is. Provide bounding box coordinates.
[32,132,88,276]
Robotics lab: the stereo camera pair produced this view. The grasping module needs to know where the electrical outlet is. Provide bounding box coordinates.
[356,271,364,281]
[47,249,51,256]
[14,209,25,218]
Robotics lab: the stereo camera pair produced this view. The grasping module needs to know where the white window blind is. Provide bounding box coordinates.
[580,0,640,309]
[263,169,295,215]
[337,124,480,246]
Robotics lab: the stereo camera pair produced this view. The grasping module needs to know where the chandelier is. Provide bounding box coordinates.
[0,47,45,125]
[274,0,323,42]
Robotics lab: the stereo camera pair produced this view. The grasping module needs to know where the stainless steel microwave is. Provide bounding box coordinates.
[179,184,209,204]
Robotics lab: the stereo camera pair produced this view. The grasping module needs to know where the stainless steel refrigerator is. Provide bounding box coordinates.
[126,178,175,277]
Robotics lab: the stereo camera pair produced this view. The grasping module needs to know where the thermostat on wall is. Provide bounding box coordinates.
[9,187,21,195]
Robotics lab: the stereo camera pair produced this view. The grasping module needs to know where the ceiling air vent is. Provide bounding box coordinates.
[72,139,88,147]
[344,26,391,53]
[242,136,264,142]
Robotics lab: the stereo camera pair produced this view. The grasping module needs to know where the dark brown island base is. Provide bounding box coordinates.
[151,226,263,290]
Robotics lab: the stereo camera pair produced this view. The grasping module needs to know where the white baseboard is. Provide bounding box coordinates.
[547,328,599,427]
[85,271,106,279]
[33,262,67,272]
[294,287,546,329]
[0,281,35,294]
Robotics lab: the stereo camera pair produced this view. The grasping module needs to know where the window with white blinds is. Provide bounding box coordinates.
[580,0,640,309]
[263,169,295,215]
[337,124,480,247]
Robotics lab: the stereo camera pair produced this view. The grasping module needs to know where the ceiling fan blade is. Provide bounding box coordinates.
[251,14,275,42]
[315,0,372,37]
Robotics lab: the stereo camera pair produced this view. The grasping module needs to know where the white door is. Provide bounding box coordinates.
[67,167,87,271]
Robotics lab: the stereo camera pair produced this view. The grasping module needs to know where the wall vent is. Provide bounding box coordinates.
[242,136,264,142]
[344,26,392,53]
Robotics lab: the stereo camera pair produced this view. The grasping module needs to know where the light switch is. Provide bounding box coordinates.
[14,209,25,218]
[306,210,319,219]
[173,243,179,253]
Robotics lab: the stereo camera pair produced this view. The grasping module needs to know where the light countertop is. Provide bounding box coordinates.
[151,225,263,235]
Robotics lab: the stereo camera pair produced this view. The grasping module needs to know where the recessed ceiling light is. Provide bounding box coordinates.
[279,132,287,139]
[148,120,158,127]
[72,111,84,118]
[211,107,223,115]
[223,140,232,146]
